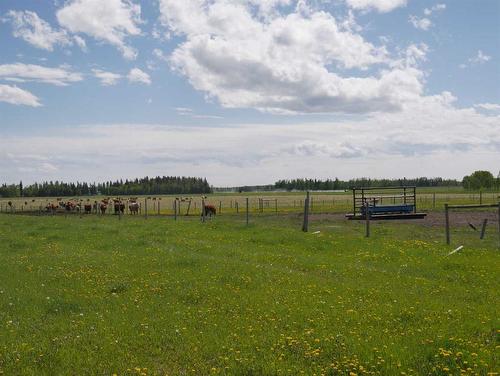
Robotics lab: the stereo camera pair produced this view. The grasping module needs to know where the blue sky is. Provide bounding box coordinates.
[0,0,499,185]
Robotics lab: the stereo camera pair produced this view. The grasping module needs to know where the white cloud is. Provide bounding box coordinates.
[56,0,142,59]
[0,84,41,107]
[127,68,151,85]
[424,3,446,16]
[1,96,499,185]
[460,50,492,69]
[469,50,491,64]
[411,4,446,31]
[0,63,83,86]
[3,10,71,51]
[73,35,87,51]
[474,103,500,111]
[409,15,432,30]
[92,69,122,86]
[345,0,407,13]
[158,0,436,115]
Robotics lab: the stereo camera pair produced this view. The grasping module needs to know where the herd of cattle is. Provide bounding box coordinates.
[5,197,218,217]
[44,198,141,215]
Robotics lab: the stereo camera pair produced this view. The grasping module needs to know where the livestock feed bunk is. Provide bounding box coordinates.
[345,186,427,220]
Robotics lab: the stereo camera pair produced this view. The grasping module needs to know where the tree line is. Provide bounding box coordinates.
[274,177,464,191]
[0,176,212,198]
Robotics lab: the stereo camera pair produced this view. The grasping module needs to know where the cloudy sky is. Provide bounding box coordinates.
[0,0,499,186]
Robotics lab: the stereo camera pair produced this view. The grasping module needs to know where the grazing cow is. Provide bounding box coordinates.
[202,204,217,217]
[45,203,57,212]
[113,199,125,214]
[99,202,107,214]
[84,204,92,214]
[64,201,76,211]
[129,202,139,215]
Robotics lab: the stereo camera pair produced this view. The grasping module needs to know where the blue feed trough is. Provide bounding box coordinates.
[361,204,414,215]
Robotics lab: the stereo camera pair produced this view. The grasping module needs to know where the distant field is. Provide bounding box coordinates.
[0,213,498,375]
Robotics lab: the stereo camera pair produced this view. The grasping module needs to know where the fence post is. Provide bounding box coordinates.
[445,203,450,245]
[433,193,436,209]
[275,199,278,214]
[302,191,310,232]
[202,198,206,223]
[219,201,222,214]
[158,200,161,215]
[246,198,249,226]
[498,203,500,249]
[365,203,370,238]
[479,219,488,240]
[174,200,177,221]
[479,190,482,205]
[144,198,148,219]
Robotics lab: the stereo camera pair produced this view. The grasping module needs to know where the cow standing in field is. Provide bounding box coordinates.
[202,204,217,218]
[45,203,57,212]
[99,201,107,214]
[129,201,139,215]
[113,199,125,214]
[84,204,92,214]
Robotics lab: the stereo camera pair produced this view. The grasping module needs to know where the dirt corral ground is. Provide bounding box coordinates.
[310,210,499,228]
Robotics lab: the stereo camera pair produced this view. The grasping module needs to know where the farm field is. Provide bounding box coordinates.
[0,213,498,375]
[1,189,499,217]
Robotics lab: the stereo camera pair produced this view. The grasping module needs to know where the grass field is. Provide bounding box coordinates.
[0,212,498,375]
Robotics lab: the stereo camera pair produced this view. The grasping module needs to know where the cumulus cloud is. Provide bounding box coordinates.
[0,84,41,107]
[2,10,72,51]
[0,63,83,86]
[475,103,500,111]
[424,4,446,16]
[409,15,432,31]
[460,50,492,69]
[127,68,151,85]
[345,0,407,13]
[158,0,434,114]
[410,3,446,31]
[57,0,142,59]
[469,50,491,64]
[92,69,122,86]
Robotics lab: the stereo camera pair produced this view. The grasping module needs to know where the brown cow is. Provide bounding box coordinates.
[45,203,57,212]
[113,199,125,214]
[202,204,217,217]
[84,204,92,214]
[99,202,107,214]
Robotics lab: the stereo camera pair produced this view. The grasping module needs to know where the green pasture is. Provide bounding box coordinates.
[0,213,498,375]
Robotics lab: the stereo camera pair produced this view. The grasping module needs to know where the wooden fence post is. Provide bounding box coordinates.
[302,191,310,232]
[144,198,148,219]
[202,198,206,223]
[219,201,222,214]
[433,193,436,209]
[246,198,249,226]
[174,200,177,221]
[498,203,500,249]
[479,219,488,239]
[445,203,450,245]
[365,203,370,238]
[275,199,278,214]
[479,190,482,205]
